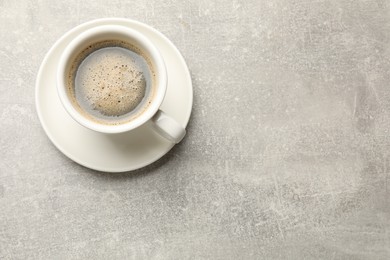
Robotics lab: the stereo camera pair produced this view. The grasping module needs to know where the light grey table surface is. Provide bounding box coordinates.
[1,0,390,259]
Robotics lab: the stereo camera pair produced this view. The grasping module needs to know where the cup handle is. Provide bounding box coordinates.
[151,110,186,143]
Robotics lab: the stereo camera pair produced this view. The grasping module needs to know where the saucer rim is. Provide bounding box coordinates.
[35,18,193,172]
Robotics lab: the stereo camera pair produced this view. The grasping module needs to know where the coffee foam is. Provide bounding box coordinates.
[66,40,156,125]
[76,47,147,116]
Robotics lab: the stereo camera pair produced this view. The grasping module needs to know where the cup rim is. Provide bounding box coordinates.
[57,24,167,134]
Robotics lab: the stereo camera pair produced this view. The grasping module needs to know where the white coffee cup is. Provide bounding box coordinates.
[57,25,186,143]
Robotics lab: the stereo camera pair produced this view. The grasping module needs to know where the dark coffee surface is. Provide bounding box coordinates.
[67,40,154,124]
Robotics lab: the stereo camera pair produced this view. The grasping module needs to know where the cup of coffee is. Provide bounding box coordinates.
[57,25,185,143]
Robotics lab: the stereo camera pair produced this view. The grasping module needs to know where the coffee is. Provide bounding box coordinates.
[66,40,155,125]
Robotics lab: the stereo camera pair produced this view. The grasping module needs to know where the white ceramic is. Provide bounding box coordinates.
[57,25,185,143]
[35,18,193,172]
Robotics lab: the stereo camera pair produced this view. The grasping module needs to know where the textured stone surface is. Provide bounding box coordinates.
[1,0,390,259]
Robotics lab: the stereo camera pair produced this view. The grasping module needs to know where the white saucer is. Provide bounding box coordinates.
[35,18,193,172]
